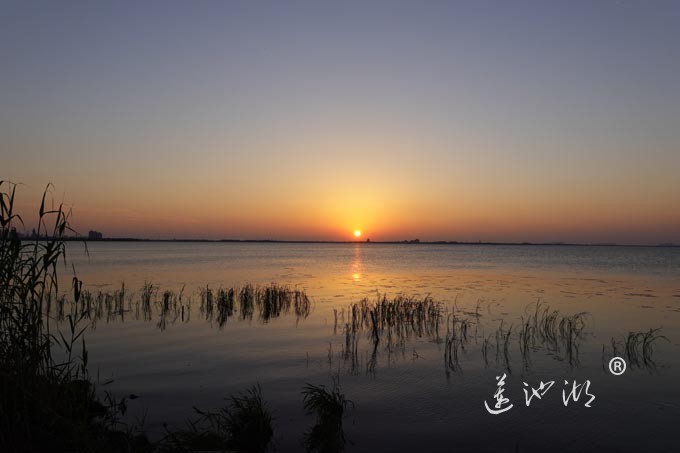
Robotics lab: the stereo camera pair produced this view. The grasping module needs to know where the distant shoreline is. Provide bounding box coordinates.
[45,238,679,247]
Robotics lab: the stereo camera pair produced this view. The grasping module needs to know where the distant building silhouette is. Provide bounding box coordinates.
[88,230,103,240]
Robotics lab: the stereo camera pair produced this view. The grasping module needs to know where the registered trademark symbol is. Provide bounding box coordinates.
[609,357,627,375]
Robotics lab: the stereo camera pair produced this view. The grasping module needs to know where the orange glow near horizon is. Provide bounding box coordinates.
[7,177,680,245]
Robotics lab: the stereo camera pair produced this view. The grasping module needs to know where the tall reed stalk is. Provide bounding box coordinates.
[0,182,145,451]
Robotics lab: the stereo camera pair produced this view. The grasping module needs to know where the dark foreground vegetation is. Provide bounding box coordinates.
[0,181,143,452]
[0,182,351,452]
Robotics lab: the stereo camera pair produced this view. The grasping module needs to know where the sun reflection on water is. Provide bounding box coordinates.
[351,244,363,282]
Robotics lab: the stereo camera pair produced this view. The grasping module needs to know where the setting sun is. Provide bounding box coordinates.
[353,229,362,238]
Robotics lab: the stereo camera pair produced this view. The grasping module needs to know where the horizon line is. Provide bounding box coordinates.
[45,237,679,248]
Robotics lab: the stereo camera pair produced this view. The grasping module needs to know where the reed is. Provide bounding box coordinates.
[331,294,443,374]
[0,182,147,451]
[641,328,666,365]
[55,281,312,331]
[159,384,273,453]
[342,322,360,374]
[519,300,588,368]
[608,328,668,369]
[518,316,534,369]
[302,380,352,453]
[216,287,235,327]
[201,285,215,321]
[502,324,513,373]
[444,312,472,374]
[347,294,443,349]
[482,334,493,368]
[295,288,312,321]
[256,283,291,321]
[239,284,255,320]
[141,281,155,321]
[157,289,180,331]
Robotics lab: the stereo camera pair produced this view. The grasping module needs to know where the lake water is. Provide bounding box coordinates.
[59,242,680,451]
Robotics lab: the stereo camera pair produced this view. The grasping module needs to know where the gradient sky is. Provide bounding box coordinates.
[2,1,679,243]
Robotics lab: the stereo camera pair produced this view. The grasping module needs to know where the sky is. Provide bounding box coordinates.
[1,0,679,244]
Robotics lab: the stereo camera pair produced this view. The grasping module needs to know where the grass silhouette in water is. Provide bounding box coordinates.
[604,328,668,371]
[160,384,274,453]
[58,280,311,331]
[302,380,353,453]
[327,294,443,375]
[237,282,311,322]
[444,312,472,374]
[517,300,588,368]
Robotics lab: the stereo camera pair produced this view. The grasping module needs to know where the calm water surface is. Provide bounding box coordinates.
[59,242,680,451]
